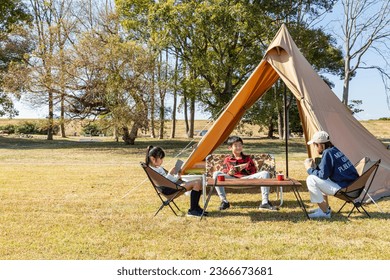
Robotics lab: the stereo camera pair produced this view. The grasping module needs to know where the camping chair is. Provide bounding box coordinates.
[140,162,186,217]
[353,157,383,212]
[334,158,381,218]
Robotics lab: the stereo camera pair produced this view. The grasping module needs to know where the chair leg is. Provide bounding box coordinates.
[154,200,178,217]
[154,204,166,217]
[346,204,371,218]
[167,202,178,216]
[358,205,371,218]
[337,201,348,213]
[171,200,181,211]
[347,206,356,218]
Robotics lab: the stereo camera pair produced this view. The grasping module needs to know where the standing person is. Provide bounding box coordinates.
[146,146,205,217]
[304,131,359,219]
[212,136,277,211]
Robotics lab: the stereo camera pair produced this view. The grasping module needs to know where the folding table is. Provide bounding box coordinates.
[201,177,308,220]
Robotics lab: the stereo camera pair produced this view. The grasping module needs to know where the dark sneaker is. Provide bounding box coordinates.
[219,201,230,210]
[259,202,278,211]
[196,207,209,216]
[187,209,202,217]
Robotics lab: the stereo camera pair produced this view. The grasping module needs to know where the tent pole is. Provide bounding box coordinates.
[284,84,289,178]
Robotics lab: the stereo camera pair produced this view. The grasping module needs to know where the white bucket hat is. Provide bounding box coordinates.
[307,131,330,145]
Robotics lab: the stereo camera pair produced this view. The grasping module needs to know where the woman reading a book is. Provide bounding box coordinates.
[145,146,205,217]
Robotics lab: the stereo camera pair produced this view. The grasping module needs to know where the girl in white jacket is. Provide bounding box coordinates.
[146,146,205,217]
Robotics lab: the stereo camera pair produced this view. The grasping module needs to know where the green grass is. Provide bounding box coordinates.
[1,123,390,260]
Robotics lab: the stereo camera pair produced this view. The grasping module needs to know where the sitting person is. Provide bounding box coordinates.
[212,136,277,211]
[145,145,205,217]
[304,131,359,219]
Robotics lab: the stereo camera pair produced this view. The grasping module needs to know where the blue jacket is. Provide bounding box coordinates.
[307,146,359,188]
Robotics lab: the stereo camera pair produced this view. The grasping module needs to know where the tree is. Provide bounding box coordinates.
[6,0,75,140]
[116,0,174,139]
[340,0,390,106]
[66,7,154,145]
[0,0,31,117]
[121,1,343,139]
[0,0,31,33]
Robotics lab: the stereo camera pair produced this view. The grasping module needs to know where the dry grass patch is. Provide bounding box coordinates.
[1,124,390,260]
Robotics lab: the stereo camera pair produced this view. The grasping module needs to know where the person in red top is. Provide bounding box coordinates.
[213,136,277,211]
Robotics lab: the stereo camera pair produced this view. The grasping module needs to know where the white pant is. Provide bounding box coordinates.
[213,170,270,204]
[306,175,342,203]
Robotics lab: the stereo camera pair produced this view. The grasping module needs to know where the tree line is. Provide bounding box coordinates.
[1,0,389,144]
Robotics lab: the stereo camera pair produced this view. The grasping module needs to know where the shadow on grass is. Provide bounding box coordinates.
[202,209,307,222]
[0,135,197,154]
[231,199,304,210]
[202,208,390,223]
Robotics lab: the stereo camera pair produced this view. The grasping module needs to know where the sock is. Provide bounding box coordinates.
[194,190,203,211]
[190,190,201,211]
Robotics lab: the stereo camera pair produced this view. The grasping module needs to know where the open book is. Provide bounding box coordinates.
[174,159,184,174]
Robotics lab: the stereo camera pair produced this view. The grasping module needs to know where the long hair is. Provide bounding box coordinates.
[145,146,165,166]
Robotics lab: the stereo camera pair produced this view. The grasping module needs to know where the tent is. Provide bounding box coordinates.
[182,24,390,201]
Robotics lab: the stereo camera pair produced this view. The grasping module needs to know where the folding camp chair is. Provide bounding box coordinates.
[353,157,383,212]
[334,158,381,218]
[140,162,186,216]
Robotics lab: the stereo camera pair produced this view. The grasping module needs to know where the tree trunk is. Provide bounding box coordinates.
[60,94,66,137]
[170,52,179,139]
[150,67,156,138]
[158,51,164,139]
[267,117,274,138]
[188,96,195,138]
[122,126,130,145]
[113,127,119,142]
[183,95,189,136]
[277,110,283,139]
[342,60,351,106]
[47,91,54,140]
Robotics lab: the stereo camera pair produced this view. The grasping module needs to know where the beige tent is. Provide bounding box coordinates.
[182,24,390,201]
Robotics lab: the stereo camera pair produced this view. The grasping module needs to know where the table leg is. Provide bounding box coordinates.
[292,186,309,219]
[278,186,284,206]
[200,178,217,220]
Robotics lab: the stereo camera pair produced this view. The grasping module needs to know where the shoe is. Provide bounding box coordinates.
[309,207,321,214]
[309,207,331,214]
[187,209,202,217]
[259,202,278,211]
[196,207,209,216]
[308,208,331,219]
[219,201,230,210]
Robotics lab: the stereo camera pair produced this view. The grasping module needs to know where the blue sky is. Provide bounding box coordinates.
[316,0,390,121]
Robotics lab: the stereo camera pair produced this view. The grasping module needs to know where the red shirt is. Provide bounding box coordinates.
[222,154,257,178]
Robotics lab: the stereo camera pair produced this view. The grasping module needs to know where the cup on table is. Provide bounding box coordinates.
[277,174,284,181]
[217,175,225,182]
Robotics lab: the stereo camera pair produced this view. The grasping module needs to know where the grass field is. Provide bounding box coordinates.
[0,119,390,260]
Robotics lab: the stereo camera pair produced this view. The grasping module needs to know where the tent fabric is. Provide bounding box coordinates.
[182,24,390,201]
